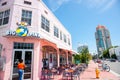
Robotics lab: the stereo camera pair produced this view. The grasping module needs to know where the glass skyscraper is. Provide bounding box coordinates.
[95,25,112,55]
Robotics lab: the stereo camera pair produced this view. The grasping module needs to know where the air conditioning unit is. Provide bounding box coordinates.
[0,57,6,71]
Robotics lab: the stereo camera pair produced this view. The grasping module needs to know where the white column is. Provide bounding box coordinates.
[66,51,68,64]
[57,50,60,67]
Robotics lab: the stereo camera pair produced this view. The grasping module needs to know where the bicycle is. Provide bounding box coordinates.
[102,63,110,72]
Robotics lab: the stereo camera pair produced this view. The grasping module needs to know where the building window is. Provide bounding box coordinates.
[60,31,62,40]
[41,16,50,32]
[14,42,33,49]
[24,1,31,5]
[68,38,70,45]
[21,10,32,25]
[99,39,104,47]
[44,10,48,14]
[54,26,59,38]
[0,9,10,26]
[2,2,7,6]
[63,34,66,43]
[98,30,102,38]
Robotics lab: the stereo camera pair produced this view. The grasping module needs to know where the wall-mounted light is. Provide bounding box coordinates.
[3,48,5,51]
[0,44,3,56]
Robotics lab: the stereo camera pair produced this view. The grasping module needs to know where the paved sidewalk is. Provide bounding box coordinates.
[48,60,120,80]
[80,60,120,80]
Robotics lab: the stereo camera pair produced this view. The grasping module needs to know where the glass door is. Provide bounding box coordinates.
[12,50,33,80]
[24,51,32,79]
[12,51,22,80]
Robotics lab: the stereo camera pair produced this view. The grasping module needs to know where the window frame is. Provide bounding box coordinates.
[60,31,62,40]
[21,9,32,26]
[54,26,59,38]
[41,15,50,32]
[0,9,10,26]
[63,34,67,43]
[24,1,32,5]
[2,2,7,6]
[68,38,70,45]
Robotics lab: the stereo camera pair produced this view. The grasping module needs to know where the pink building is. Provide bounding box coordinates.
[0,0,72,80]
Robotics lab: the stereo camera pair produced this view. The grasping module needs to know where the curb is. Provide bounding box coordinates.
[110,70,120,77]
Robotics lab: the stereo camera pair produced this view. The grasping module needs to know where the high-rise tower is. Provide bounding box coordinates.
[95,25,112,55]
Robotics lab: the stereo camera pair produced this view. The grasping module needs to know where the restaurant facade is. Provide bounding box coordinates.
[0,0,72,80]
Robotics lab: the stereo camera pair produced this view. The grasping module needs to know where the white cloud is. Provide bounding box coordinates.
[74,0,82,4]
[85,0,108,8]
[46,0,117,12]
[48,0,71,12]
[100,0,117,13]
[47,0,83,12]
[84,0,117,12]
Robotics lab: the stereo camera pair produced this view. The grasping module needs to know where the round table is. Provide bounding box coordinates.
[67,69,74,80]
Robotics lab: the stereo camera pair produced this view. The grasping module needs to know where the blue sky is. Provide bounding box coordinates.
[43,0,120,54]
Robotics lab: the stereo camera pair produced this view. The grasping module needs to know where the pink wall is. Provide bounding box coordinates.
[0,36,42,80]
[0,36,13,80]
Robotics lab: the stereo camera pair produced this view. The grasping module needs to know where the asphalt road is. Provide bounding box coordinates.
[105,61,120,75]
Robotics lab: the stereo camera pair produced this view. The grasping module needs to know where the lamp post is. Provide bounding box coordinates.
[99,48,103,60]
[95,50,98,60]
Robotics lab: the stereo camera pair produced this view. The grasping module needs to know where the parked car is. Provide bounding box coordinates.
[110,59,116,62]
[118,59,120,62]
[106,59,110,61]
[96,59,102,63]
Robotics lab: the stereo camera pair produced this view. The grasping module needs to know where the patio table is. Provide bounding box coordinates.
[66,69,74,80]
[51,69,57,78]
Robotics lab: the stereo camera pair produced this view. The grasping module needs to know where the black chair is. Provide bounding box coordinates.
[47,70,52,80]
[62,71,70,80]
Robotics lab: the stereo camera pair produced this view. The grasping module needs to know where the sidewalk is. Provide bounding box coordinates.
[49,60,120,80]
[80,60,120,80]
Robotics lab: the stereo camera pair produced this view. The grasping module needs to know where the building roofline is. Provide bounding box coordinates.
[41,1,71,35]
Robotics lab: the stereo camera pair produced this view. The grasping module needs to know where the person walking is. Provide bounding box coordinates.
[17,59,25,80]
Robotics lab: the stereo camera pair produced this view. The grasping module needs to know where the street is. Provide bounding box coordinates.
[105,61,120,75]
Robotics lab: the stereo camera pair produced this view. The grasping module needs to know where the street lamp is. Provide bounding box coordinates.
[99,48,103,60]
[95,50,98,60]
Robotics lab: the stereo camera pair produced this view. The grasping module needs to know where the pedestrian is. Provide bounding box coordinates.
[17,59,26,80]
